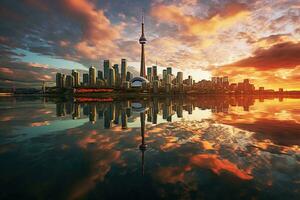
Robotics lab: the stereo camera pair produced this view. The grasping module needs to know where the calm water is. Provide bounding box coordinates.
[0,96,299,199]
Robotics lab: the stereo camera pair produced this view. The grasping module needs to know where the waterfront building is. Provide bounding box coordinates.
[147,67,153,82]
[83,73,89,86]
[65,75,74,88]
[163,69,167,82]
[56,73,63,88]
[113,64,120,86]
[152,65,158,80]
[104,60,110,80]
[187,75,193,86]
[167,67,172,75]
[153,80,160,93]
[121,59,127,83]
[72,70,80,87]
[177,72,183,85]
[126,71,132,82]
[166,74,173,85]
[108,68,115,87]
[89,66,96,86]
[130,77,149,88]
[98,70,103,80]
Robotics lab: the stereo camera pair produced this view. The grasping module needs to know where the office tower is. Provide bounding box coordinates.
[56,72,62,88]
[113,64,119,75]
[108,67,115,87]
[152,65,158,80]
[147,67,152,82]
[83,73,89,86]
[167,67,172,75]
[65,75,74,88]
[188,75,193,86]
[98,70,103,80]
[166,74,173,85]
[177,72,183,85]
[113,64,120,85]
[139,13,147,77]
[153,80,160,93]
[121,58,127,83]
[89,66,96,86]
[126,71,132,81]
[163,69,167,82]
[104,60,110,80]
[72,70,80,87]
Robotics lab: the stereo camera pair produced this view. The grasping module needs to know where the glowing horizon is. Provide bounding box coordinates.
[0,0,299,89]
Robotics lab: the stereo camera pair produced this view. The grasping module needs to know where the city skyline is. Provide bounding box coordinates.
[0,0,300,90]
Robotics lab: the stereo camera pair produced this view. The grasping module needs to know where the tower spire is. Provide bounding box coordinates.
[139,9,147,78]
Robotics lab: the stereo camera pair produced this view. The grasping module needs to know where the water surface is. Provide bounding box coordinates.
[0,96,299,199]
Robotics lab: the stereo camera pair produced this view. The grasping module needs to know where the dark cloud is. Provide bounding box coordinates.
[221,42,300,70]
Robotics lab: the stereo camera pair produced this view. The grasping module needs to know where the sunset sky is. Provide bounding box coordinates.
[0,0,299,89]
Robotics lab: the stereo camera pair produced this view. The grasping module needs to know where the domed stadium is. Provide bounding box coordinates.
[130,77,149,88]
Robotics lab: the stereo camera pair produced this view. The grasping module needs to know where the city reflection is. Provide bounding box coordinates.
[55,96,259,125]
[0,96,299,199]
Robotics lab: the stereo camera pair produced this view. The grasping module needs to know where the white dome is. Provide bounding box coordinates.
[130,76,149,87]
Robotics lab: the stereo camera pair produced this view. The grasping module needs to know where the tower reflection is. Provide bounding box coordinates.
[55,95,293,126]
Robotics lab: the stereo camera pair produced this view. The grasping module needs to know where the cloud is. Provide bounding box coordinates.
[212,42,300,90]
[0,67,14,75]
[151,2,250,36]
[219,42,300,70]
[61,0,124,60]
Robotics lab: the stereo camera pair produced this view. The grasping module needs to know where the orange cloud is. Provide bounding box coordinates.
[213,42,300,90]
[190,154,253,180]
[61,0,124,60]
[220,42,300,70]
[0,67,14,75]
[151,2,249,36]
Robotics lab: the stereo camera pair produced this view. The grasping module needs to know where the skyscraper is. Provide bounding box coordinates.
[121,58,127,83]
[108,68,115,87]
[56,72,63,88]
[163,69,167,82]
[83,73,89,86]
[177,72,183,85]
[152,65,158,80]
[139,13,147,77]
[167,67,172,75]
[98,70,103,80]
[89,66,96,86]
[72,70,80,87]
[147,67,152,82]
[126,71,132,81]
[65,75,74,88]
[104,60,110,80]
[113,64,120,85]
[188,75,193,86]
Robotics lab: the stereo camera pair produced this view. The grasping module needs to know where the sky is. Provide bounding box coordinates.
[0,0,299,89]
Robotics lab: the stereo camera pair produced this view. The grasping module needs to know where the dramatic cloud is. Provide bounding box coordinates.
[219,42,300,70]
[0,0,300,88]
[213,42,300,89]
[151,2,249,36]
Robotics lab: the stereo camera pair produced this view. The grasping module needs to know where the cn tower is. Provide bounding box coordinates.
[139,13,147,78]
